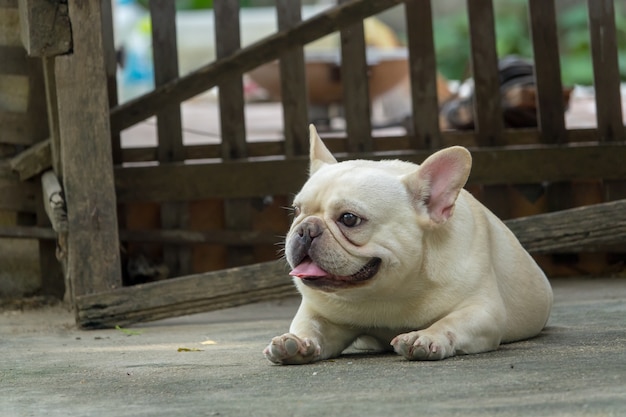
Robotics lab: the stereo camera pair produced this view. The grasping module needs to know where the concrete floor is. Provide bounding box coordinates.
[1,277,625,417]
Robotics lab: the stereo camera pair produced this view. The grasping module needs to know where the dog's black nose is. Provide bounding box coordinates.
[296,221,323,247]
[298,221,322,238]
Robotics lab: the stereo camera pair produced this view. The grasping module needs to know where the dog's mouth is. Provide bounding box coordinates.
[289,257,381,290]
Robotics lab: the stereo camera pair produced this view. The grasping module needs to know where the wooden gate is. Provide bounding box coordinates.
[5,0,625,328]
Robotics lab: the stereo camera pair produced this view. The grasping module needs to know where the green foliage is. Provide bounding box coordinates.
[137,0,212,10]
[433,0,626,86]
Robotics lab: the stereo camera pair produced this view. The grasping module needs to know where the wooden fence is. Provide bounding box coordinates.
[3,0,625,327]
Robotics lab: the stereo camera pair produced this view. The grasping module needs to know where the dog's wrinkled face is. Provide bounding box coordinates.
[285,126,472,293]
[286,161,412,291]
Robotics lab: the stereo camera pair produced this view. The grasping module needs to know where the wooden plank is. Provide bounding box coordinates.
[149,0,190,277]
[404,0,440,149]
[74,198,626,328]
[587,0,624,142]
[55,0,122,297]
[109,0,405,134]
[506,199,626,253]
[75,260,297,328]
[466,0,503,146]
[9,138,51,180]
[119,228,278,246]
[0,225,57,239]
[116,128,609,164]
[114,143,626,202]
[338,0,372,152]
[277,0,309,157]
[17,0,71,56]
[527,0,567,144]
[0,225,278,246]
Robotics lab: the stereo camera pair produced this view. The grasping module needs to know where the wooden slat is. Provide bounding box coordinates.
[214,0,255,268]
[277,0,309,157]
[338,0,372,152]
[75,260,296,329]
[506,199,626,253]
[527,0,567,143]
[114,143,626,203]
[150,0,184,161]
[115,128,611,163]
[0,225,57,239]
[109,0,405,134]
[587,0,624,142]
[150,0,190,276]
[0,225,279,246]
[9,137,51,180]
[466,0,503,146]
[101,0,122,166]
[404,0,440,149]
[74,198,626,328]
[55,0,122,297]
[214,0,246,159]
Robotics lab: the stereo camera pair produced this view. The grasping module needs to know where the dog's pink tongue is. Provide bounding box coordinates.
[289,259,329,278]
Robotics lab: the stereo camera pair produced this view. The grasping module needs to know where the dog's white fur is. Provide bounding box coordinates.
[264,125,552,364]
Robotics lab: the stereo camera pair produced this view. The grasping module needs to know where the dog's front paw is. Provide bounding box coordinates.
[263,333,321,365]
[391,330,455,361]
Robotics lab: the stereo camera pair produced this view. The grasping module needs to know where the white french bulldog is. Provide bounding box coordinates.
[264,125,553,364]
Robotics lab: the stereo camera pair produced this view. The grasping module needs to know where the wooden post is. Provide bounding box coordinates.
[17,0,71,57]
[338,0,372,153]
[527,0,567,144]
[466,0,503,147]
[466,0,507,220]
[277,0,309,157]
[150,0,191,277]
[405,0,440,149]
[214,0,254,267]
[587,0,624,143]
[55,0,122,298]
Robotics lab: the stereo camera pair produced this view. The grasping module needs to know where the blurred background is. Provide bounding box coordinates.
[113,0,626,101]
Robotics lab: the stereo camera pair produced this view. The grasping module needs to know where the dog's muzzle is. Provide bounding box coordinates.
[287,218,381,290]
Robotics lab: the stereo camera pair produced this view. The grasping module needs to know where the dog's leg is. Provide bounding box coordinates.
[391,305,503,361]
[264,306,359,365]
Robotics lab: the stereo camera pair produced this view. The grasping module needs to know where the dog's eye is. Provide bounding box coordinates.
[292,206,301,217]
[339,212,361,227]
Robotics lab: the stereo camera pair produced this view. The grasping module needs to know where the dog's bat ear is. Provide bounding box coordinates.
[309,124,337,176]
[403,146,472,224]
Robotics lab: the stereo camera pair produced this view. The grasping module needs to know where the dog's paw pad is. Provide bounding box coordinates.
[264,333,320,365]
[391,331,454,361]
